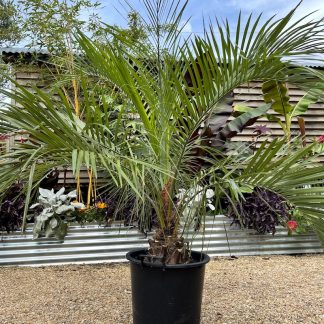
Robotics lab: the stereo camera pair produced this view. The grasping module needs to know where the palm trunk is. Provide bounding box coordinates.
[146,178,190,265]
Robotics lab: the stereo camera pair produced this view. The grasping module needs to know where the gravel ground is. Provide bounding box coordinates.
[0,255,323,324]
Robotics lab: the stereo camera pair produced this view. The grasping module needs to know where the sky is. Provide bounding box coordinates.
[97,0,324,34]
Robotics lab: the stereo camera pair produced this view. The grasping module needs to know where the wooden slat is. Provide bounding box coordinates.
[232,122,324,130]
[233,101,324,109]
[234,94,316,102]
[0,141,7,155]
[57,170,108,185]
[238,128,322,136]
[17,79,46,87]
[254,116,324,122]
[234,88,310,96]
[231,83,324,151]
[239,81,302,89]
[15,72,41,80]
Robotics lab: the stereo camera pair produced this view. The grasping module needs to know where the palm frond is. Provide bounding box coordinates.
[0,0,323,241]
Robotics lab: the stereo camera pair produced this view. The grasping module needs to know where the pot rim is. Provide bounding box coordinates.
[126,248,210,269]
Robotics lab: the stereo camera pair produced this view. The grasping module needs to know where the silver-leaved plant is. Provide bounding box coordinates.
[30,187,84,240]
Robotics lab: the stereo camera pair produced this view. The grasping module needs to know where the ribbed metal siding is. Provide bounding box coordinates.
[0,216,322,266]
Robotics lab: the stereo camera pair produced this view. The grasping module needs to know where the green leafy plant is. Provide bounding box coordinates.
[72,206,106,226]
[30,187,84,240]
[261,80,324,139]
[18,0,103,54]
[0,0,21,47]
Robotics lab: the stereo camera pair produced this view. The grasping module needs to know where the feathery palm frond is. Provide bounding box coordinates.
[0,0,324,247]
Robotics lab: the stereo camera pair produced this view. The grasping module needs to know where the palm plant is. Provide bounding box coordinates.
[0,0,324,264]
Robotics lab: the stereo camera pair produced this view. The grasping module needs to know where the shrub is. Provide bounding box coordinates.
[0,183,25,233]
[228,187,290,234]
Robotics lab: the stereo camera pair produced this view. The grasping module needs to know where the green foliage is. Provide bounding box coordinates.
[262,80,293,116]
[111,10,148,47]
[212,104,271,147]
[0,0,21,46]
[17,1,152,56]
[30,187,84,240]
[261,80,324,137]
[292,83,324,117]
[1,0,324,256]
[0,0,21,87]
[18,0,102,54]
[72,207,106,226]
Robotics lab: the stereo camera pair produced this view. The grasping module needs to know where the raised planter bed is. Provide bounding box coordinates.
[0,215,322,266]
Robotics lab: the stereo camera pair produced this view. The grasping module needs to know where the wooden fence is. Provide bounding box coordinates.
[8,70,323,183]
[232,82,324,149]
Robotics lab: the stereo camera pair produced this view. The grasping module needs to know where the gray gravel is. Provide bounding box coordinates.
[0,255,323,324]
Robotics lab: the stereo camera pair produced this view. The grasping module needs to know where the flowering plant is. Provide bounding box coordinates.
[313,135,324,154]
[73,200,113,226]
[317,135,324,143]
[287,220,298,231]
[288,207,314,235]
[96,201,107,209]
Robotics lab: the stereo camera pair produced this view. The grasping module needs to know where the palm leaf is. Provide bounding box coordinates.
[0,0,323,242]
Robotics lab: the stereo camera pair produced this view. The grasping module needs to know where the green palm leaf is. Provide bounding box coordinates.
[0,0,323,247]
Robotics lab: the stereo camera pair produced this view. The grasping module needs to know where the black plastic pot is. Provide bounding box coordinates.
[126,248,210,324]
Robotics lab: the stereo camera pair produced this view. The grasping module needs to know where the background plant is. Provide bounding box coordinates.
[261,80,324,140]
[30,187,84,240]
[0,182,24,233]
[0,0,21,47]
[228,187,291,235]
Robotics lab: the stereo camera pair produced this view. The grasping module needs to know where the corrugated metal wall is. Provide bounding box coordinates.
[0,216,322,266]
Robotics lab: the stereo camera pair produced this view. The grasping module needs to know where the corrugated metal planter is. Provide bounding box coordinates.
[0,216,322,266]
